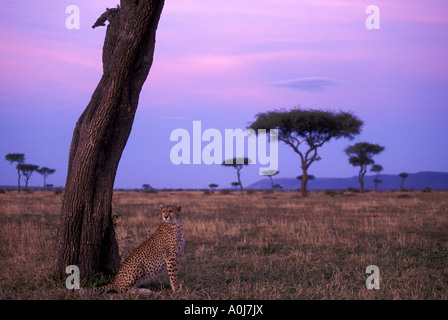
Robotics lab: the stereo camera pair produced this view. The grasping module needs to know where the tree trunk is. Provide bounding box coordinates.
[300,163,308,197]
[237,168,243,191]
[17,168,21,193]
[300,173,308,197]
[400,178,405,191]
[55,0,165,279]
[359,165,366,193]
[268,175,274,190]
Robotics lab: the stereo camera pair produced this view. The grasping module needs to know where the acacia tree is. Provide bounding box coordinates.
[208,183,218,193]
[55,0,165,279]
[19,164,39,189]
[231,182,241,190]
[37,167,56,190]
[345,142,385,193]
[370,164,383,192]
[249,108,363,197]
[399,172,408,191]
[5,153,25,192]
[261,169,279,190]
[297,174,315,181]
[222,157,251,191]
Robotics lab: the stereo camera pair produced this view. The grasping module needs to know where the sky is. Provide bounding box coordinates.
[1,0,447,190]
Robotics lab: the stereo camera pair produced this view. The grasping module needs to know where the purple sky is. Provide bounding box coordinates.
[1,0,448,189]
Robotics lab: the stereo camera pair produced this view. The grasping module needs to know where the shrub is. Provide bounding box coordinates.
[0,188,5,194]
[324,189,337,197]
[246,189,256,195]
[422,187,431,193]
[203,189,211,195]
[220,189,231,195]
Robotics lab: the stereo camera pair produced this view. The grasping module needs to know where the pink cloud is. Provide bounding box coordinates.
[378,0,448,25]
[2,0,447,113]
[0,26,102,102]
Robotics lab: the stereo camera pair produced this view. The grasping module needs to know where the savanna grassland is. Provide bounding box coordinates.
[0,189,447,300]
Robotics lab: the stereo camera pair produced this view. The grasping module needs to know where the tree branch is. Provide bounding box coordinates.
[92,5,121,29]
[279,136,301,154]
[304,147,321,169]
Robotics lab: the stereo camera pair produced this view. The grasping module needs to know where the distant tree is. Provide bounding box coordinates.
[248,108,363,197]
[222,157,251,191]
[37,167,56,190]
[273,184,283,190]
[142,184,151,190]
[398,172,408,191]
[231,182,240,190]
[208,183,218,193]
[297,174,315,181]
[373,179,382,192]
[261,170,279,190]
[5,153,25,192]
[297,174,315,193]
[19,164,39,190]
[370,164,383,192]
[345,142,385,193]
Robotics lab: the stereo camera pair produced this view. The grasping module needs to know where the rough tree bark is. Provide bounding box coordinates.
[55,0,165,278]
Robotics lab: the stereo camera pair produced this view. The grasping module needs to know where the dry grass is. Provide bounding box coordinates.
[0,189,447,300]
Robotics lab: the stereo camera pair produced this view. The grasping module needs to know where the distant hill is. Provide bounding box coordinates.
[248,171,448,191]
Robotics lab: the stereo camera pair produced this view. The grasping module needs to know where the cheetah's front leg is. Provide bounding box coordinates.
[166,256,180,292]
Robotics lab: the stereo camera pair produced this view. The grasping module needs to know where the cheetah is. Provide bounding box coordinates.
[86,204,185,295]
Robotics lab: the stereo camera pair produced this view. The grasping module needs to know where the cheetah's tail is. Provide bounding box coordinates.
[78,284,115,295]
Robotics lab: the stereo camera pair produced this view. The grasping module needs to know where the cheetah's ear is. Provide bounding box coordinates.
[159,204,164,210]
[176,204,182,212]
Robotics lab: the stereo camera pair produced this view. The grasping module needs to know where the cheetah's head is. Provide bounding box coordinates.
[160,204,182,223]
